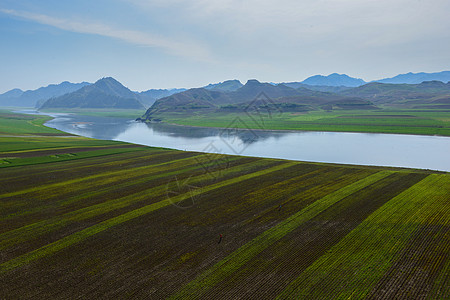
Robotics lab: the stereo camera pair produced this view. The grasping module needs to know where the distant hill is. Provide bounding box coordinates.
[226,80,300,102]
[1,88,24,98]
[204,80,243,92]
[0,81,91,107]
[375,71,450,84]
[137,88,187,107]
[301,73,366,87]
[40,77,145,110]
[339,81,450,107]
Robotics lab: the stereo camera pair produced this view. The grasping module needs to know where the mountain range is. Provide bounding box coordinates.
[375,71,450,84]
[281,71,450,89]
[1,71,449,110]
[141,78,450,121]
[141,79,380,120]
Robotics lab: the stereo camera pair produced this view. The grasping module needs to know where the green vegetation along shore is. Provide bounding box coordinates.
[0,110,448,299]
[145,109,450,136]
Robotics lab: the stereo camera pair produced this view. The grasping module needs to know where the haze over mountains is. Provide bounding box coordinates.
[281,71,450,88]
[0,81,90,107]
[376,71,450,84]
[0,78,185,109]
[0,71,449,110]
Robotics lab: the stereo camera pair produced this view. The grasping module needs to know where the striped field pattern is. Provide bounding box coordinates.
[0,111,448,299]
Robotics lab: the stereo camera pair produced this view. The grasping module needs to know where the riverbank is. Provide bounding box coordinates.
[143,109,450,137]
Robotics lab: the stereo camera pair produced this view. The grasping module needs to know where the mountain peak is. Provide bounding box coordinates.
[95,77,121,85]
[90,77,137,99]
[302,74,366,87]
[39,77,144,110]
[245,79,261,85]
[204,79,243,92]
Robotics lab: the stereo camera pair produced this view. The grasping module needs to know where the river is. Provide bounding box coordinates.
[18,110,450,172]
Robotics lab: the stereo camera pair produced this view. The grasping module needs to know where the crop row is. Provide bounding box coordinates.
[276,173,449,299]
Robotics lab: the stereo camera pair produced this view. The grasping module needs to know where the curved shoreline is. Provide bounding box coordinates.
[13,110,449,172]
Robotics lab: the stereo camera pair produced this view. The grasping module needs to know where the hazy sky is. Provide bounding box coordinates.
[1,0,449,93]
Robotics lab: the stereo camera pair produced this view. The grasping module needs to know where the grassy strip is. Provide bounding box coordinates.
[0,112,62,135]
[0,142,130,155]
[170,171,392,299]
[0,161,295,274]
[276,174,449,299]
[0,136,122,152]
[0,146,146,168]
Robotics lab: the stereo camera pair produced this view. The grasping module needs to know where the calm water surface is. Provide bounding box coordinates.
[19,111,450,172]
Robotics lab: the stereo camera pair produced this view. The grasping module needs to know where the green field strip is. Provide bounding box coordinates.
[0,161,295,273]
[0,152,208,200]
[0,148,176,188]
[0,156,260,251]
[276,174,449,299]
[0,146,149,168]
[170,170,392,299]
[0,143,138,156]
[0,146,166,174]
[0,136,122,152]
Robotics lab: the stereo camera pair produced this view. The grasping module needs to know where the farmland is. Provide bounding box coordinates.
[0,111,449,299]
